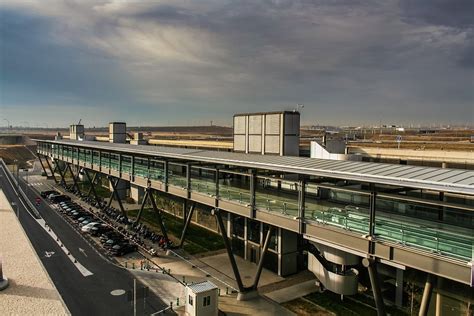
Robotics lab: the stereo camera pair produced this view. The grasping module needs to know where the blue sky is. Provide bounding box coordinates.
[1,1,473,127]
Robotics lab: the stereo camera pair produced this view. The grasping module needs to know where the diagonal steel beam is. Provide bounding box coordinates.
[54,159,67,186]
[179,202,196,247]
[67,163,81,195]
[134,188,150,224]
[84,169,100,203]
[109,177,126,216]
[45,157,58,183]
[215,209,245,292]
[37,155,49,177]
[149,190,169,243]
[252,226,273,290]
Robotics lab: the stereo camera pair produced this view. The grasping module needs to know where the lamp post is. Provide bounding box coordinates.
[11,202,18,218]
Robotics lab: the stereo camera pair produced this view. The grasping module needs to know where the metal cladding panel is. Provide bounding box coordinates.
[233,135,246,152]
[109,122,126,134]
[265,135,280,154]
[284,113,300,135]
[284,135,299,156]
[248,135,262,153]
[233,116,246,134]
[265,114,281,134]
[248,115,262,134]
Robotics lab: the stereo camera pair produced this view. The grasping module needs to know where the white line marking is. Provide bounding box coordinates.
[0,165,93,277]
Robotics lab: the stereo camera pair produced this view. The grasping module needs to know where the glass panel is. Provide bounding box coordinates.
[78,148,85,162]
[190,167,216,196]
[101,152,110,169]
[247,219,260,243]
[110,153,119,170]
[85,149,92,163]
[231,215,245,238]
[375,196,474,262]
[134,157,148,178]
[149,159,164,181]
[218,171,251,205]
[255,177,299,217]
[304,184,370,234]
[168,163,187,188]
[121,155,132,174]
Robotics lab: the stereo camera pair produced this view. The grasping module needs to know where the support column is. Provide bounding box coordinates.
[135,188,150,224]
[419,274,435,316]
[45,157,58,183]
[84,170,100,202]
[67,163,81,195]
[368,187,377,254]
[435,277,443,316]
[395,268,404,308]
[214,209,245,293]
[108,177,126,216]
[149,190,169,243]
[362,258,386,316]
[179,202,196,247]
[252,226,273,289]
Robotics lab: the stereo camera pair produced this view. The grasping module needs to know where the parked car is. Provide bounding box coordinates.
[50,195,71,203]
[41,190,58,198]
[90,225,112,236]
[100,232,122,243]
[110,243,137,256]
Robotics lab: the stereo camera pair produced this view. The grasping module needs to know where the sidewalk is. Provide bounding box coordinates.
[0,189,69,315]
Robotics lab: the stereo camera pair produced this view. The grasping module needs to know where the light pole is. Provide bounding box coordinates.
[11,202,18,218]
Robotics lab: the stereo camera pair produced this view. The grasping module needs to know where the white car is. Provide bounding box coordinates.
[81,222,101,233]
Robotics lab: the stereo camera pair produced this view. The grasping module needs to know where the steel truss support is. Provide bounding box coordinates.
[37,155,49,177]
[66,163,82,195]
[179,202,196,247]
[84,169,100,202]
[54,159,68,186]
[362,258,386,316]
[214,209,274,294]
[148,190,169,243]
[419,274,435,316]
[135,188,150,224]
[106,176,126,216]
[44,156,58,183]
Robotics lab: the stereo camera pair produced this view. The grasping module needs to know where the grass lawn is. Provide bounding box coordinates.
[127,208,224,254]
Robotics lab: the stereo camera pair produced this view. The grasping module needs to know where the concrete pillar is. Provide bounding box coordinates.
[441,162,448,169]
[395,269,404,308]
[130,184,144,204]
[435,277,443,316]
[110,179,129,199]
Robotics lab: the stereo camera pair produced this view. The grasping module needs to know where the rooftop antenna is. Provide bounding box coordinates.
[295,104,304,112]
[78,118,82,125]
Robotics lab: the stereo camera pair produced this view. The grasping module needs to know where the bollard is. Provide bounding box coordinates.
[74,259,77,263]
[218,288,221,296]
[168,268,170,274]
[170,302,173,311]
[226,287,228,295]
[132,262,135,269]
[125,262,127,268]
[67,251,70,255]
[176,298,179,306]
[182,276,185,283]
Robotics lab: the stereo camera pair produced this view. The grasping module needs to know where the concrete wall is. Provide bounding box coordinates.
[109,122,126,143]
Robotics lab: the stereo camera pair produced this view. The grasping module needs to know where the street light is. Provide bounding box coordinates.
[11,202,18,218]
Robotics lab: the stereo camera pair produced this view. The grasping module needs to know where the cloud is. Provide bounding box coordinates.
[0,0,472,126]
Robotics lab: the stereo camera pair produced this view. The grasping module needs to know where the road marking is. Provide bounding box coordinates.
[0,165,93,277]
[110,289,126,296]
[45,251,55,258]
[79,248,88,257]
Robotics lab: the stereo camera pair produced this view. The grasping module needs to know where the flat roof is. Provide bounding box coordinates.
[37,139,474,195]
[187,281,218,294]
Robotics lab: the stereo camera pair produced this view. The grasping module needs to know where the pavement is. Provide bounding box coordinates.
[0,189,68,315]
[0,163,170,315]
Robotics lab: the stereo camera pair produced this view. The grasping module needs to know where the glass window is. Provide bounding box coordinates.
[188,295,193,306]
[203,296,210,306]
[247,219,260,243]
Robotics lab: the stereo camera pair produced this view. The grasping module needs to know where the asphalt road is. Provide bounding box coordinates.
[0,164,170,315]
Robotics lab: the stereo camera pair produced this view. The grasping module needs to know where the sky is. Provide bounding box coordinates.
[0,0,473,128]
